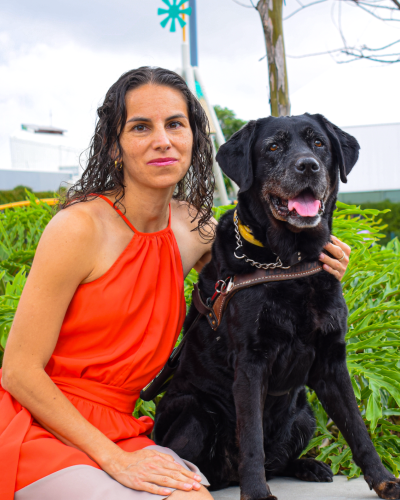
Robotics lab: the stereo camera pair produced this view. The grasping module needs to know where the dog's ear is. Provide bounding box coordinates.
[313,114,360,183]
[216,120,258,193]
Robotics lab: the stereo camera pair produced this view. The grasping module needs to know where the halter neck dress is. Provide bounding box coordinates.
[0,194,189,498]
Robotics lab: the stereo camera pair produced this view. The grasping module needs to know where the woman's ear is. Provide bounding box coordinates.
[108,140,123,165]
[313,114,360,183]
[216,120,258,193]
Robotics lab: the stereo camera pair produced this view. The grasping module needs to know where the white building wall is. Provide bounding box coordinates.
[0,169,73,191]
[9,135,83,173]
[340,123,400,193]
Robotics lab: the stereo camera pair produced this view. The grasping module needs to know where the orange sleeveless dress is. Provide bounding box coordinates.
[0,195,186,498]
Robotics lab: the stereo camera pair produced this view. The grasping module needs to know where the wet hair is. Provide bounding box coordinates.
[60,66,215,239]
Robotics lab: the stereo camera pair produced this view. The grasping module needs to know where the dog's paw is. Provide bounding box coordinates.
[366,475,400,499]
[292,458,333,482]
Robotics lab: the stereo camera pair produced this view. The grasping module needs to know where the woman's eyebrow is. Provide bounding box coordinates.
[126,113,188,124]
[166,113,187,121]
[126,116,151,124]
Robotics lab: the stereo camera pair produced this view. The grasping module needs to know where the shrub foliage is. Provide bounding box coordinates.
[1,196,399,478]
[213,106,247,141]
[358,200,400,245]
[0,192,55,364]
[303,203,400,478]
[0,185,60,205]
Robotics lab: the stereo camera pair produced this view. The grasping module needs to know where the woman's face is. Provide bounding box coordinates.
[119,84,194,192]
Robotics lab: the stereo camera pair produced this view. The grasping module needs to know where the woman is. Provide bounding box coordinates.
[0,67,350,500]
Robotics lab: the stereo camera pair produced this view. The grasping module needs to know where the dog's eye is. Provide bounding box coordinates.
[270,144,278,151]
[314,140,323,147]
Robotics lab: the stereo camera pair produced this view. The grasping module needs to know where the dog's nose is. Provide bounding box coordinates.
[295,157,320,174]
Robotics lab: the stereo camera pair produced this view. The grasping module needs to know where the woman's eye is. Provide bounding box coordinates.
[169,121,182,129]
[270,144,278,151]
[133,124,147,132]
[314,139,323,147]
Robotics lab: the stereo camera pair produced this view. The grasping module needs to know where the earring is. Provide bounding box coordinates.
[115,160,123,171]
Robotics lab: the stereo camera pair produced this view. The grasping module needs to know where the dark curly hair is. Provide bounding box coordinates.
[60,66,215,239]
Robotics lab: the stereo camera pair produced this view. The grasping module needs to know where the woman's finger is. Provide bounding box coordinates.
[153,468,202,488]
[152,451,177,463]
[321,263,342,281]
[132,450,175,466]
[161,459,202,481]
[323,242,346,262]
[145,473,201,492]
[319,250,347,281]
[331,235,351,256]
[134,480,173,496]
[144,454,201,482]
[132,460,202,491]
[320,251,346,271]
[320,236,351,281]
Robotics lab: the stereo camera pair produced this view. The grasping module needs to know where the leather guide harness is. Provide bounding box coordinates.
[192,261,323,331]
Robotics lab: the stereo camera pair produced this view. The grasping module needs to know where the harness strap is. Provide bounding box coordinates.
[194,260,323,331]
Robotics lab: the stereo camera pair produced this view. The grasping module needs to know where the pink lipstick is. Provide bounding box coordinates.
[147,157,178,166]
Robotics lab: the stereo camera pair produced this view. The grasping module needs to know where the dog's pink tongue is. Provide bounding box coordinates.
[288,192,321,217]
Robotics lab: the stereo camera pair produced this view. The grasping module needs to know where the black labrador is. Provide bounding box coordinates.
[154,114,400,500]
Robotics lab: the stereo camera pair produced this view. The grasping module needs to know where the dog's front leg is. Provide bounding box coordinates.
[233,354,277,500]
[309,342,400,500]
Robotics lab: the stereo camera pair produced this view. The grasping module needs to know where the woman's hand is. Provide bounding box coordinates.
[319,235,351,282]
[105,448,202,496]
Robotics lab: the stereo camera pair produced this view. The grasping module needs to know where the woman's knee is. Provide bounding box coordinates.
[167,485,213,500]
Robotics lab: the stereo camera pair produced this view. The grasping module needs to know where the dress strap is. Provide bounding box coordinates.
[95,194,136,232]
[94,194,172,235]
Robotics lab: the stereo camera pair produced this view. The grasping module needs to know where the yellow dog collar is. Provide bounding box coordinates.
[234,210,264,248]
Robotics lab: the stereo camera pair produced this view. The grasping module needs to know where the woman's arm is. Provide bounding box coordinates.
[193,249,212,274]
[1,208,201,496]
[171,201,216,276]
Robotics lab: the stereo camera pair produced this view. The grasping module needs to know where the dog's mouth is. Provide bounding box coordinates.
[268,189,325,227]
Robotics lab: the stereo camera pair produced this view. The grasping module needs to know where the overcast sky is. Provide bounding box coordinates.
[0,0,399,168]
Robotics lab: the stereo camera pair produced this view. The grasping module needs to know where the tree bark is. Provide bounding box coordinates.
[257,0,290,117]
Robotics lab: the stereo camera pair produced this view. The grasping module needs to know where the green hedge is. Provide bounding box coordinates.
[1,196,400,478]
[359,201,400,245]
[0,185,61,205]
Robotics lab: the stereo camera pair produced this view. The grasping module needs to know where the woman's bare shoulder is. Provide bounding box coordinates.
[38,199,108,273]
[170,199,217,244]
[46,200,101,241]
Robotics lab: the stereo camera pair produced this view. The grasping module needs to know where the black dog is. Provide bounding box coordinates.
[154,114,400,500]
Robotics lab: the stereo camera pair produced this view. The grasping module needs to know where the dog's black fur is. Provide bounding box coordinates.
[154,114,400,500]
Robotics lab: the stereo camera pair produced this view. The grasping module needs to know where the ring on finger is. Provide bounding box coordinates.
[338,250,345,262]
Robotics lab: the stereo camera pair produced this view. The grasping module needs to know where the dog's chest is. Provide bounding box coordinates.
[252,280,344,388]
[257,278,343,339]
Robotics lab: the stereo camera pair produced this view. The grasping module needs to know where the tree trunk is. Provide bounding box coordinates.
[257,0,290,117]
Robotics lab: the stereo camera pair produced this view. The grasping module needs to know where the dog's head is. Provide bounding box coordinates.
[216,114,360,231]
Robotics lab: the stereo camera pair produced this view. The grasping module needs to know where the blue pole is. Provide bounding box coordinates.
[189,0,198,66]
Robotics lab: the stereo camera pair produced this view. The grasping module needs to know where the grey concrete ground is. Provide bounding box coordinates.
[212,476,376,500]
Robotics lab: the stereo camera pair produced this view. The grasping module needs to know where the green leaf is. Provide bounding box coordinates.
[365,381,382,430]
[299,435,329,457]
[351,377,361,399]
[347,461,362,479]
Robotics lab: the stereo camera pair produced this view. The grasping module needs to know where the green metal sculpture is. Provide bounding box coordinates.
[158,0,192,33]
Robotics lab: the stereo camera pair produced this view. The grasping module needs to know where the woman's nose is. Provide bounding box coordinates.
[153,127,172,151]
